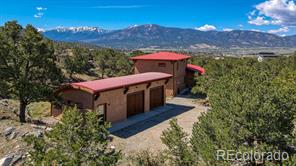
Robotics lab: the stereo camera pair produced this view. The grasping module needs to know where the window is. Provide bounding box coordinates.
[95,104,106,121]
[158,63,166,67]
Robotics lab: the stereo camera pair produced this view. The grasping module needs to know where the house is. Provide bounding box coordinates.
[258,52,279,59]
[130,52,205,96]
[52,72,172,123]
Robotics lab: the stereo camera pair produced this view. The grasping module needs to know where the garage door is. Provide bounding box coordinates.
[127,91,144,117]
[150,86,164,110]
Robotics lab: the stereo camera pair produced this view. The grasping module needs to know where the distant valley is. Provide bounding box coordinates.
[43,24,296,50]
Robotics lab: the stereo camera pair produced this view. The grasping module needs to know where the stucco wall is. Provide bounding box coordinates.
[61,89,93,109]
[134,60,187,96]
[134,60,175,96]
[94,79,167,123]
[51,89,93,117]
[174,60,187,93]
[53,79,168,123]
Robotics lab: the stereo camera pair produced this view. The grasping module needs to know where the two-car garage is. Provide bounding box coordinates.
[53,72,172,123]
[127,86,164,118]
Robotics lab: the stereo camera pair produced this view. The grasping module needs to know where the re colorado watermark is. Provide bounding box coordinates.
[216,150,289,162]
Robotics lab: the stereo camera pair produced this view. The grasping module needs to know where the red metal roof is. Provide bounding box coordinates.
[70,72,172,93]
[187,64,205,75]
[130,52,191,61]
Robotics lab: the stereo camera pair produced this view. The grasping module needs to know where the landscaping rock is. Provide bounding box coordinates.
[28,130,43,138]
[31,124,46,130]
[10,154,22,165]
[46,127,53,131]
[3,127,15,137]
[20,131,29,138]
[0,155,13,166]
[7,132,17,140]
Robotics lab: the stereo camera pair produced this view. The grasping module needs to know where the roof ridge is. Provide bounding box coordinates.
[70,72,172,93]
[130,52,191,61]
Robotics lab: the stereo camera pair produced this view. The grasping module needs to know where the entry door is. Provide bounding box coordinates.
[127,91,144,117]
[150,86,164,110]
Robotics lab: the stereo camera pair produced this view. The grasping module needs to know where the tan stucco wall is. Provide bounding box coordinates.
[94,79,167,123]
[51,89,94,117]
[174,60,187,93]
[133,60,187,96]
[60,89,93,109]
[54,79,168,123]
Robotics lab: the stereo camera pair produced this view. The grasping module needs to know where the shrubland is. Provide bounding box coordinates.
[154,54,296,165]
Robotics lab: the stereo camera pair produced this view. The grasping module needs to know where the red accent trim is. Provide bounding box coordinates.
[186,64,206,75]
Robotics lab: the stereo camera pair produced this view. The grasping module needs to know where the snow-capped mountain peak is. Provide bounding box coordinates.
[52,26,109,33]
[128,24,139,29]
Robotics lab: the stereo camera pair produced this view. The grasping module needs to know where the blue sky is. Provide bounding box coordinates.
[0,0,296,35]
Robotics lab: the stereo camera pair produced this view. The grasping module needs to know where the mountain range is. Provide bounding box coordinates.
[43,24,296,49]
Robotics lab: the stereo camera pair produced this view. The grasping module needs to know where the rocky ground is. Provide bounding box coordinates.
[0,120,51,165]
[0,99,57,165]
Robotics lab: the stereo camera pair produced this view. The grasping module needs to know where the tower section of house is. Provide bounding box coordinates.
[130,52,204,96]
[52,72,172,123]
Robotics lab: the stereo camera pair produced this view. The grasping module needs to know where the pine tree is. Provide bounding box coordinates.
[191,66,296,165]
[64,47,90,78]
[0,21,62,122]
[24,107,121,165]
[161,119,197,166]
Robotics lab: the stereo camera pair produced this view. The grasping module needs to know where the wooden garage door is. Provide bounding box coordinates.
[150,86,164,110]
[127,91,144,117]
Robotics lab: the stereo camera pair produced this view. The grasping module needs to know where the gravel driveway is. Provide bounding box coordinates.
[110,95,208,154]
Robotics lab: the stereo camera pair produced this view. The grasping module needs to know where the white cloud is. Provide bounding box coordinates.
[248,16,271,25]
[268,26,289,34]
[34,12,44,18]
[223,28,233,32]
[36,7,47,11]
[249,0,296,26]
[195,24,217,31]
[250,10,256,16]
[34,6,47,19]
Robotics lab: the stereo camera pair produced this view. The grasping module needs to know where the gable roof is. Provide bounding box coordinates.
[186,64,206,75]
[66,72,172,94]
[130,52,191,61]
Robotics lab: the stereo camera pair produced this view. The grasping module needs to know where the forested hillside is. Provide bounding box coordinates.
[154,54,296,165]
[53,41,133,82]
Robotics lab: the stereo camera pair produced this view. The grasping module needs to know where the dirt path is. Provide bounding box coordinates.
[110,95,208,154]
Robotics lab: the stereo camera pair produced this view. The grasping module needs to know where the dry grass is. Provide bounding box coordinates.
[27,102,51,120]
[0,99,52,121]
